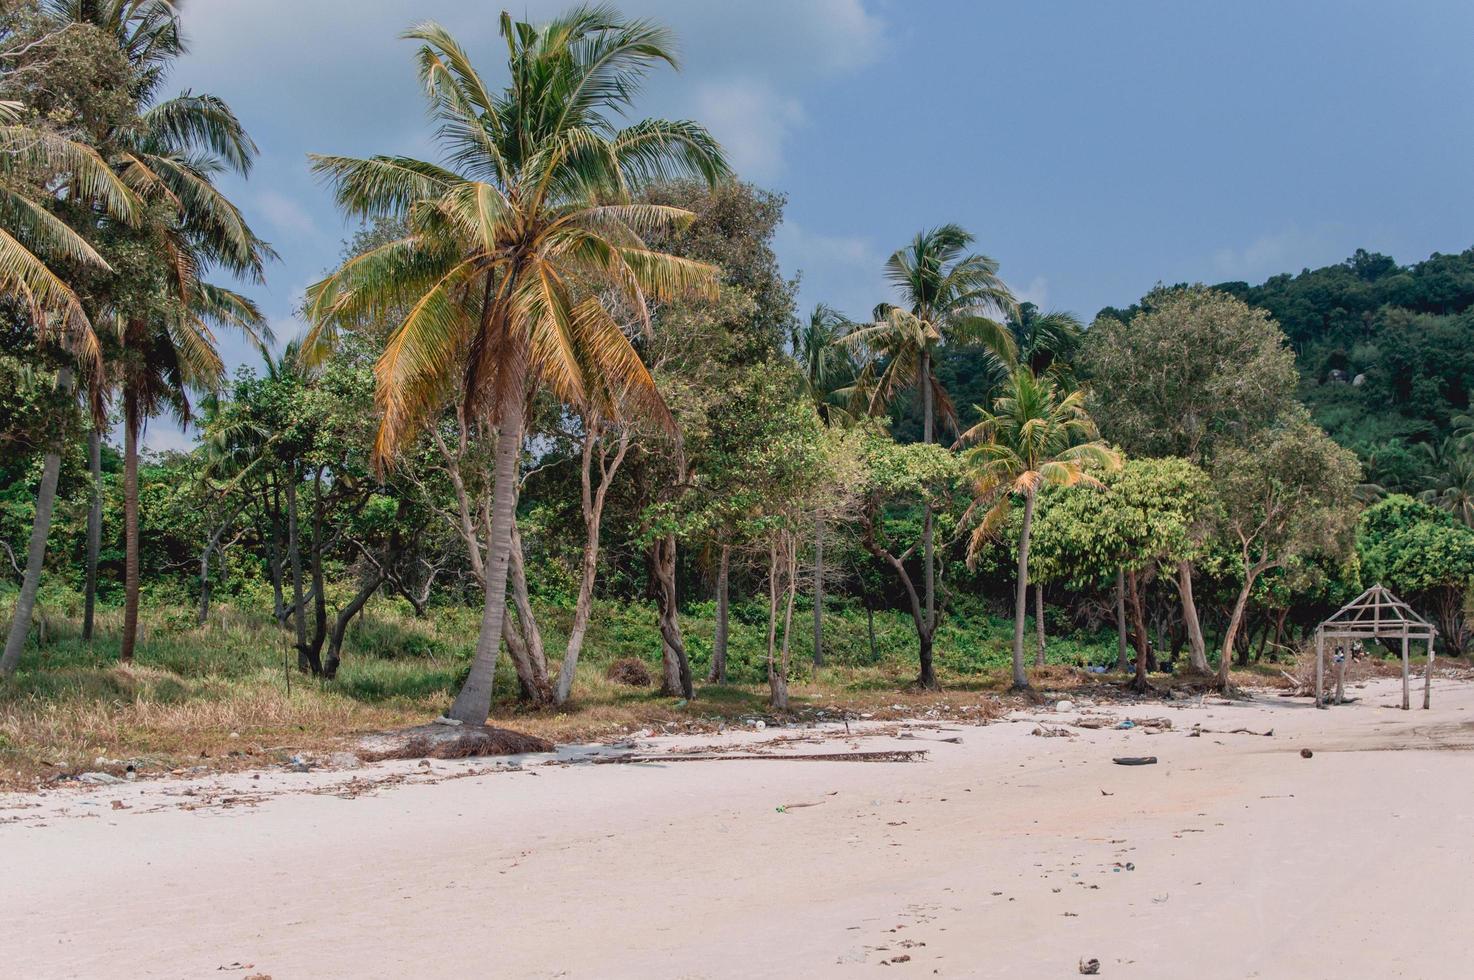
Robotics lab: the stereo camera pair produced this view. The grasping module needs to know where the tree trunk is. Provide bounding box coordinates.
[766,537,786,709]
[1,368,72,676]
[447,395,526,725]
[708,542,730,684]
[304,468,328,673]
[1177,559,1210,674]
[284,473,310,672]
[82,425,101,642]
[866,598,877,664]
[198,542,212,627]
[504,525,551,703]
[920,349,936,644]
[651,533,693,699]
[1010,490,1036,690]
[265,483,285,627]
[812,511,824,669]
[324,568,383,679]
[1127,568,1151,692]
[1115,567,1129,671]
[1218,576,1256,690]
[120,386,140,665]
[1034,582,1046,667]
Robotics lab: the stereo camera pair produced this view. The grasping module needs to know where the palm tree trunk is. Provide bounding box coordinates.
[920,349,935,638]
[1115,567,1129,671]
[708,542,730,683]
[1,367,73,676]
[1178,559,1210,673]
[82,425,101,642]
[120,386,141,664]
[1034,582,1046,667]
[447,396,526,725]
[812,511,824,669]
[1010,490,1035,689]
[284,472,310,672]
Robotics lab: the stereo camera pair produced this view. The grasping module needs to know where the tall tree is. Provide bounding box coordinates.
[306,10,729,724]
[844,224,1016,688]
[1083,285,1298,673]
[961,367,1119,690]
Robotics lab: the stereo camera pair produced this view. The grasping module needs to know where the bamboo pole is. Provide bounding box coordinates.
[1400,632,1410,711]
[1315,630,1324,709]
[1423,638,1433,710]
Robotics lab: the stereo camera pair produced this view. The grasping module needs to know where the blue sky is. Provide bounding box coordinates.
[151,0,1474,448]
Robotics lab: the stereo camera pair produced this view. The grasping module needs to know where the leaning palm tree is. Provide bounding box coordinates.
[841,224,1017,688]
[961,367,1120,690]
[305,9,729,724]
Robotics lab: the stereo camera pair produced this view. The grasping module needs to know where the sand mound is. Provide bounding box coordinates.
[355,723,554,762]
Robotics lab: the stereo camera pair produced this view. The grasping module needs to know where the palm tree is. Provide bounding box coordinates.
[1006,302,1084,379]
[842,224,1016,688]
[793,302,855,668]
[0,104,139,676]
[961,367,1119,690]
[306,10,729,724]
[44,0,274,663]
[1419,438,1474,527]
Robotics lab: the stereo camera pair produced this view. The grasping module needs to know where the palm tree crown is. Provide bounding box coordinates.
[306,7,732,463]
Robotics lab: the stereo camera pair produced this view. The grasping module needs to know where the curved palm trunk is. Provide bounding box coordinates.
[708,542,730,683]
[812,512,824,669]
[920,349,936,644]
[82,426,102,642]
[1177,559,1210,673]
[1,367,73,676]
[1010,490,1036,689]
[447,393,526,725]
[120,386,141,665]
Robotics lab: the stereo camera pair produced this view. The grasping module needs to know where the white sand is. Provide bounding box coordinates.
[4,675,1473,979]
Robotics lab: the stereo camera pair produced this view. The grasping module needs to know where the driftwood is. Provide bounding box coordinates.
[355,724,553,762]
[592,749,927,765]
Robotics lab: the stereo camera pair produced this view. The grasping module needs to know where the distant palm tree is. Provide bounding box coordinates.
[792,303,856,668]
[306,9,729,723]
[1419,438,1474,527]
[961,367,1119,690]
[1007,302,1084,379]
[843,224,1016,688]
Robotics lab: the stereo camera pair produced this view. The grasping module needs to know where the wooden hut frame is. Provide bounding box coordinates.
[1314,585,1436,711]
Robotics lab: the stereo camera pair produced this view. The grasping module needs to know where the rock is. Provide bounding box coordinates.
[432,715,463,727]
[328,752,362,769]
[1056,700,1075,713]
[78,771,124,785]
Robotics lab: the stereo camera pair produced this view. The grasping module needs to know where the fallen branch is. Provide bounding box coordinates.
[592,749,928,765]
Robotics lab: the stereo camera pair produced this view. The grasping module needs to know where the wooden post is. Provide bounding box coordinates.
[1400,632,1410,711]
[1423,638,1433,710]
[1334,642,1345,705]
[1314,630,1324,709]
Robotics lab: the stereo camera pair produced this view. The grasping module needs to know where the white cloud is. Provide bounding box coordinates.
[774,221,883,319]
[1011,275,1050,310]
[693,78,805,181]
[1211,225,1350,281]
[255,190,317,238]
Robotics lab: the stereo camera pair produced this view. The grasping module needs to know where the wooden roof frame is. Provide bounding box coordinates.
[1313,585,1435,710]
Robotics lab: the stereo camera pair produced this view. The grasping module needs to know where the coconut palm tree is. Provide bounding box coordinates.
[305,10,729,724]
[792,302,856,668]
[1006,302,1084,380]
[1418,438,1474,528]
[961,367,1120,690]
[0,105,139,675]
[842,224,1016,688]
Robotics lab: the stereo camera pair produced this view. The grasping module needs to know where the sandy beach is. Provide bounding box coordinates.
[3,675,1472,980]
